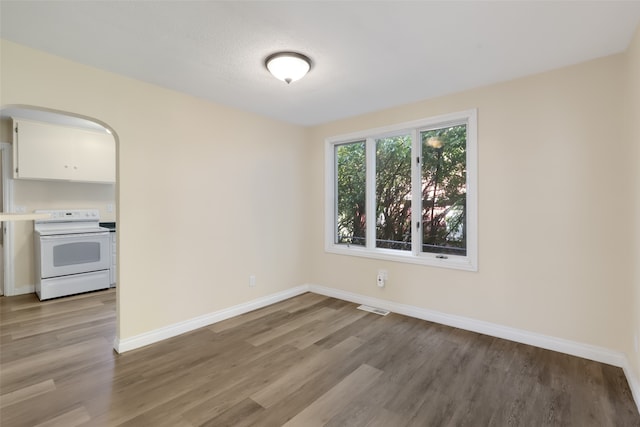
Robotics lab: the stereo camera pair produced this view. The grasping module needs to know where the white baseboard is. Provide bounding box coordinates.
[623,361,640,414]
[307,284,625,366]
[6,284,35,296]
[307,283,640,413]
[114,285,309,353]
[112,282,640,413]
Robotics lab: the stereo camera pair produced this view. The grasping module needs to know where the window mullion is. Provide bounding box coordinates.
[332,144,339,245]
[411,129,421,256]
[366,137,376,249]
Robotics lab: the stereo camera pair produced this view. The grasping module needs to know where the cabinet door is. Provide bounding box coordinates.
[14,119,76,180]
[74,128,115,183]
[13,119,115,183]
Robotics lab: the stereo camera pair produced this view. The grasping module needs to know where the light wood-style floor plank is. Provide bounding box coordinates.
[33,406,91,427]
[251,336,364,408]
[0,378,56,408]
[1,289,639,426]
[283,363,383,427]
[245,306,337,347]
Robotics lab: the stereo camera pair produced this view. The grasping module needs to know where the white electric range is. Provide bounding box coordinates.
[34,209,111,300]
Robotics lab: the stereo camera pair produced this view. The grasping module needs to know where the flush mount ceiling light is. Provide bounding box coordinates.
[265,51,312,84]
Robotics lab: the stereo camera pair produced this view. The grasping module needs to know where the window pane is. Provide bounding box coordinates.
[335,142,366,246]
[421,125,467,256]
[376,135,412,250]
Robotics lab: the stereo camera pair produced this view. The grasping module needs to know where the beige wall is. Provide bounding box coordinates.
[308,53,632,354]
[0,39,310,338]
[627,25,640,385]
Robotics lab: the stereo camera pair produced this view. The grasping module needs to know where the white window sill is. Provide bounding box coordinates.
[325,244,478,272]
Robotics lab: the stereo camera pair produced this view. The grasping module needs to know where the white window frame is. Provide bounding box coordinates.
[324,109,478,271]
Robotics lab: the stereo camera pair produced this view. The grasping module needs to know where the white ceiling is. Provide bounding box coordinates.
[1,1,640,126]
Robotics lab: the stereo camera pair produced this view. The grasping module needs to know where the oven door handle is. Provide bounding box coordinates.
[40,232,110,240]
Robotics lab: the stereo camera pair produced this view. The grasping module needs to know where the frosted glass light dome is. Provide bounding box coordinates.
[265,52,311,84]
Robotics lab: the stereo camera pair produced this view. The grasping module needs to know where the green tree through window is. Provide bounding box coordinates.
[336,141,366,246]
[328,109,477,271]
[375,135,412,250]
[421,125,467,255]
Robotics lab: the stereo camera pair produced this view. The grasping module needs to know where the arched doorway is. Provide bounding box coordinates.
[0,104,118,331]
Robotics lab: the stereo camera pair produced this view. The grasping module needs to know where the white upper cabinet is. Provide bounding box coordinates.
[13,118,115,183]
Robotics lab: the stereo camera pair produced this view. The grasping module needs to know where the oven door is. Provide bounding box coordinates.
[39,232,110,278]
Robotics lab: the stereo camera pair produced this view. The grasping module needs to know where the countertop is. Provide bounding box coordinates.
[0,213,51,222]
[99,222,116,232]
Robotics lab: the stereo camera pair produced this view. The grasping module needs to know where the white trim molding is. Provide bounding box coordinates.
[308,284,624,365]
[113,282,640,413]
[11,284,35,295]
[324,109,478,272]
[623,362,640,414]
[114,285,309,353]
[307,283,640,413]
[1,142,16,296]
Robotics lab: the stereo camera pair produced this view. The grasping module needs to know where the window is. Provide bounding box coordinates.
[335,141,366,246]
[325,109,477,271]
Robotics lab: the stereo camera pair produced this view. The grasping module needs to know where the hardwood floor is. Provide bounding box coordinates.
[1,289,638,426]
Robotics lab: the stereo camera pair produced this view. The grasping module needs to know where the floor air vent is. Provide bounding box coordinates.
[357,305,390,316]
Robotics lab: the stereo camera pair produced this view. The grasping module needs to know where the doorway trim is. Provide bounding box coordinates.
[1,142,17,296]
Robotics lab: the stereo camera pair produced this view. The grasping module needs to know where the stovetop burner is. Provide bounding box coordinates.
[34,209,107,235]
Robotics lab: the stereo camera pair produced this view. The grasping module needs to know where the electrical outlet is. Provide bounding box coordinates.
[249,275,256,287]
[107,203,114,213]
[14,206,26,213]
[377,270,388,288]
